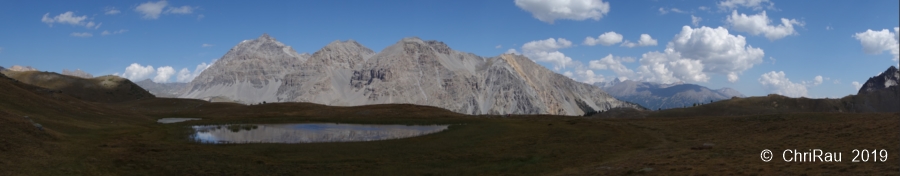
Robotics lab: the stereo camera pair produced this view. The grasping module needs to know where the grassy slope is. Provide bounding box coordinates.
[0,71,897,175]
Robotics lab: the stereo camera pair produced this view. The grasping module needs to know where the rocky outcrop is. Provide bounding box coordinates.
[848,66,900,112]
[61,69,93,79]
[182,35,644,115]
[596,80,744,110]
[858,66,899,94]
[7,65,38,72]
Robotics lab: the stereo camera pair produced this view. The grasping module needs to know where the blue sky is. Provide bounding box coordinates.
[0,0,897,98]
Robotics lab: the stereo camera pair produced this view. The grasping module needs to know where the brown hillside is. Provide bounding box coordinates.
[1,70,154,103]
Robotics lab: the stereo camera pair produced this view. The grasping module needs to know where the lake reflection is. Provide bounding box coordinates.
[190,123,449,144]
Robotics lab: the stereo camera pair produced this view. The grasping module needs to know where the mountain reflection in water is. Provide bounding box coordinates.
[191,123,449,144]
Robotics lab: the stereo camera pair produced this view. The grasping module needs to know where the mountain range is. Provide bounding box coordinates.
[595,79,744,110]
[178,34,644,116]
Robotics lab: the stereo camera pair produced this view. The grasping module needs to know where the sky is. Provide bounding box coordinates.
[0,0,897,98]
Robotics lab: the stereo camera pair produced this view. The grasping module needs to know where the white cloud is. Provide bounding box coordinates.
[584,32,622,46]
[833,79,841,84]
[176,68,192,82]
[197,14,205,20]
[727,10,803,41]
[523,38,573,51]
[621,34,658,48]
[691,15,702,27]
[121,63,156,81]
[563,71,574,77]
[165,5,195,14]
[495,45,502,49]
[105,7,121,15]
[41,11,98,29]
[101,29,128,36]
[70,32,93,37]
[588,54,636,79]
[698,6,710,11]
[659,7,686,14]
[667,26,764,82]
[851,81,862,91]
[814,75,823,85]
[201,43,214,47]
[153,66,175,83]
[717,0,775,11]
[624,26,762,84]
[514,0,610,24]
[135,0,168,19]
[634,49,709,83]
[759,71,808,97]
[177,61,214,82]
[853,28,900,62]
[825,25,833,30]
[521,38,574,70]
[121,61,214,83]
[505,48,519,54]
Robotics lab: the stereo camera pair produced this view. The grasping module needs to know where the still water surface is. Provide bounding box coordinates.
[191,123,449,144]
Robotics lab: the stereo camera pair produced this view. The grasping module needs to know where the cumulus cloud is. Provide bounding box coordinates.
[759,71,808,97]
[727,10,803,41]
[802,75,824,86]
[584,26,763,84]
[666,26,764,82]
[176,61,214,82]
[105,7,121,15]
[814,75,823,85]
[121,61,215,83]
[718,0,775,11]
[588,54,636,79]
[70,32,93,37]
[621,34,658,48]
[633,49,710,83]
[153,66,175,83]
[165,5,195,14]
[851,81,862,91]
[514,0,610,24]
[101,29,128,36]
[691,15,702,27]
[853,28,899,61]
[521,38,574,70]
[583,32,622,46]
[121,63,156,81]
[41,11,99,29]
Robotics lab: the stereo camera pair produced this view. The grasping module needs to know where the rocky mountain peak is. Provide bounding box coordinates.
[186,33,307,94]
[307,39,375,69]
[258,33,274,41]
[858,65,900,94]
